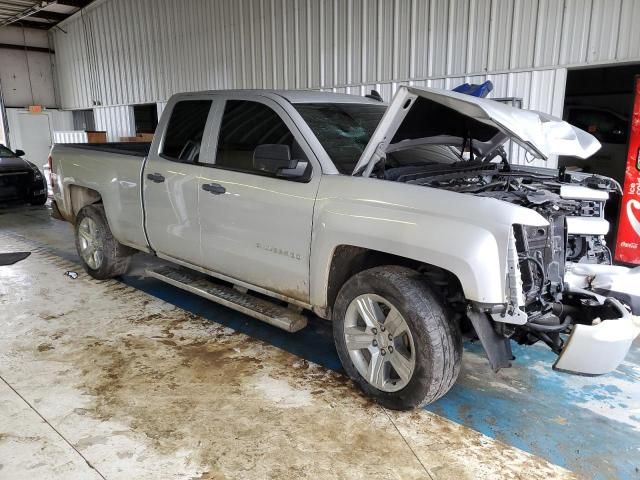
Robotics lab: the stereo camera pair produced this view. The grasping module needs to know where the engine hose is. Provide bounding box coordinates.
[459,180,506,193]
[525,315,572,332]
[604,246,613,265]
[526,303,574,332]
[537,331,564,354]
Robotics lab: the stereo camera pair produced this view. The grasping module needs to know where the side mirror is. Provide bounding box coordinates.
[15,149,25,157]
[253,144,298,174]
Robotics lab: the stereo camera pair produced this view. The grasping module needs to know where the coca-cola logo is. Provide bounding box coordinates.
[628,199,640,238]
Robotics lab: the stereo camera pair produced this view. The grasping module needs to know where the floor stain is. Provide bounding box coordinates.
[0,227,575,480]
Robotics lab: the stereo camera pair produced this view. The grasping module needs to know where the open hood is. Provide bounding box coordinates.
[352,86,601,176]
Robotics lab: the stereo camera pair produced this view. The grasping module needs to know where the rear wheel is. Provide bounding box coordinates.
[333,266,462,410]
[75,205,133,279]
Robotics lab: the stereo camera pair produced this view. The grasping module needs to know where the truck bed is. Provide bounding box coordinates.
[51,143,150,252]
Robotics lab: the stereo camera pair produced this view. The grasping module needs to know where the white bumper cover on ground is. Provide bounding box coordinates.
[554,309,640,375]
[556,264,640,375]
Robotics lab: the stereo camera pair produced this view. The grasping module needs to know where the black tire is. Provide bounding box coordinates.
[74,204,133,279]
[30,194,47,206]
[333,266,462,410]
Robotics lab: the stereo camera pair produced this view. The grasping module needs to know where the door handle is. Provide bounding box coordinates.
[202,183,226,195]
[147,172,165,183]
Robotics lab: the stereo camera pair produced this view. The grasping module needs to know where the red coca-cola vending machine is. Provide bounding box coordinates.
[614,75,640,265]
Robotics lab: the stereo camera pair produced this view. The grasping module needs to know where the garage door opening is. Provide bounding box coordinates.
[134,104,158,135]
[560,64,640,184]
[560,64,640,255]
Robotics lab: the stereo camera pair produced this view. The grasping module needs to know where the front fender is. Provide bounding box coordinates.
[310,175,548,308]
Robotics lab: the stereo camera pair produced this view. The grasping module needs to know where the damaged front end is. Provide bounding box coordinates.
[482,177,640,376]
[352,85,640,376]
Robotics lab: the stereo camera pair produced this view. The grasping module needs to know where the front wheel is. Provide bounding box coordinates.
[333,266,462,410]
[74,205,133,279]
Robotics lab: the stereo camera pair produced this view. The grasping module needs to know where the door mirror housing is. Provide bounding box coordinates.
[253,144,298,175]
[14,149,25,157]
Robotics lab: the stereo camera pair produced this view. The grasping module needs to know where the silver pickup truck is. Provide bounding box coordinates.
[50,86,640,410]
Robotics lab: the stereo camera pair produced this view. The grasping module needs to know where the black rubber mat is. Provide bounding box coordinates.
[0,252,30,265]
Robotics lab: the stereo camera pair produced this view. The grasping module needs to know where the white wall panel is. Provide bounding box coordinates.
[487,0,513,71]
[411,0,430,78]
[559,0,592,65]
[157,102,167,119]
[616,0,640,61]
[427,0,448,77]
[376,0,394,82]
[6,108,73,159]
[587,0,622,63]
[93,105,134,142]
[509,0,538,69]
[54,130,88,143]
[393,0,412,81]
[0,50,57,108]
[50,0,640,151]
[445,0,469,76]
[466,0,490,73]
[533,0,564,67]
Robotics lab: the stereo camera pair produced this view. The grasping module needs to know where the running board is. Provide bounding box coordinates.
[146,266,307,332]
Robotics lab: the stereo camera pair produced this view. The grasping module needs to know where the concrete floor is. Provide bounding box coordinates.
[0,203,638,479]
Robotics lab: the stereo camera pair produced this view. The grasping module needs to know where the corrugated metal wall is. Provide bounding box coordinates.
[93,105,134,141]
[51,0,640,164]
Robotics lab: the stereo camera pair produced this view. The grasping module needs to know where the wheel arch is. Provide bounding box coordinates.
[65,184,103,223]
[321,245,466,319]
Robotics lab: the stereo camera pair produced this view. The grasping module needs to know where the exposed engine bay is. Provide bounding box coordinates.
[380,145,638,369]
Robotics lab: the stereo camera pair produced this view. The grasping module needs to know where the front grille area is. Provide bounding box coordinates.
[0,171,32,201]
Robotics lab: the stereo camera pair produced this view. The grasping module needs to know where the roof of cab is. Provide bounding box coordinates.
[274,90,385,104]
[173,89,386,105]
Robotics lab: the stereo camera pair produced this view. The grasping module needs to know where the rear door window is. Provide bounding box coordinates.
[161,100,213,162]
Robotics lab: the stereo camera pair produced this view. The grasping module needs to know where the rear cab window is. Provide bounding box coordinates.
[161,100,213,162]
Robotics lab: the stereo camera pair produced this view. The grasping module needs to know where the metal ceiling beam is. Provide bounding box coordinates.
[11,19,51,29]
[0,1,54,28]
[0,41,53,53]
[0,0,93,28]
[54,0,93,7]
[0,1,38,8]
[29,9,68,21]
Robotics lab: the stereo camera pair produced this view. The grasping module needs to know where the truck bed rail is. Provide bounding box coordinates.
[59,142,151,157]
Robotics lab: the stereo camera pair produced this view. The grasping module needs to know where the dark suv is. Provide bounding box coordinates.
[0,145,47,206]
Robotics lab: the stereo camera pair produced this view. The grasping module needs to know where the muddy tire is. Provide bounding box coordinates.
[74,204,133,279]
[333,266,462,410]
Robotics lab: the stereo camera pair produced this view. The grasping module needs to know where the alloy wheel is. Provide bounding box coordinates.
[77,216,104,270]
[343,294,416,392]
